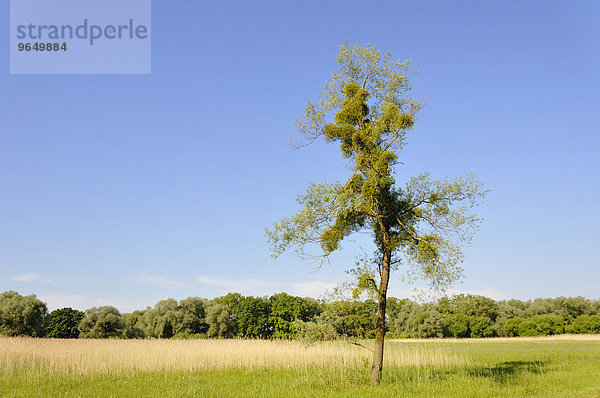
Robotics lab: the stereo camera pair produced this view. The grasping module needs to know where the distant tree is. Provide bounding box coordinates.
[269,293,312,339]
[206,303,234,338]
[451,295,499,322]
[235,296,271,338]
[177,297,208,336]
[468,316,495,338]
[0,291,47,337]
[122,310,146,339]
[566,315,600,334]
[45,308,84,338]
[266,42,487,384]
[553,297,594,323]
[523,298,558,318]
[503,317,522,337]
[389,300,422,338]
[79,306,125,338]
[319,300,376,338]
[294,319,339,343]
[414,308,445,338]
[517,315,565,336]
[592,300,600,315]
[443,313,470,338]
[141,299,179,338]
[494,300,526,337]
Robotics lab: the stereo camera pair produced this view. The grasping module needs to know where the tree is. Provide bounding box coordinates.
[122,310,146,339]
[0,291,47,337]
[206,303,234,338]
[318,299,376,338]
[78,306,125,338]
[269,293,312,339]
[45,308,84,338]
[212,293,272,338]
[141,299,179,338]
[566,315,600,334]
[177,297,208,336]
[266,42,487,384]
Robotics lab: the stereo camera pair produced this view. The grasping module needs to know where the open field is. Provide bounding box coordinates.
[1,336,599,397]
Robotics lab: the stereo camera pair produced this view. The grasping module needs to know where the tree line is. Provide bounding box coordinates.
[1,290,599,339]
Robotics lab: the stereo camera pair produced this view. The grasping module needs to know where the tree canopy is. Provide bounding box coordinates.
[0,290,47,337]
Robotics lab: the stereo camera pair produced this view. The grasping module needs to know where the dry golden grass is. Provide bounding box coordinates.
[0,337,468,375]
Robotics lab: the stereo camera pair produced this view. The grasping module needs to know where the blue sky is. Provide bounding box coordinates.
[1,1,599,311]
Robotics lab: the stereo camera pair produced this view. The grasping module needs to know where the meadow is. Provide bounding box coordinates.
[1,335,599,397]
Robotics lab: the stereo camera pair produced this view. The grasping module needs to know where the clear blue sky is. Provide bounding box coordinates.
[1,1,599,311]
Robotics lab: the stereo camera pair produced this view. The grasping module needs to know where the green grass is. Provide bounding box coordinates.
[1,338,599,397]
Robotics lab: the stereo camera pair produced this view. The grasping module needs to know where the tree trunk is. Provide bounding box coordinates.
[370,244,392,385]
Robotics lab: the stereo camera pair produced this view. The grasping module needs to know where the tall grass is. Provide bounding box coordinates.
[0,337,468,375]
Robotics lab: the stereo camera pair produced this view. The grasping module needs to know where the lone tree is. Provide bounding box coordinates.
[266,42,487,384]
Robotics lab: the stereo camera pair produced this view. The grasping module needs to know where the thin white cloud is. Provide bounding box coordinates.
[388,285,509,302]
[290,281,337,297]
[10,273,42,282]
[39,293,99,312]
[197,275,336,298]
[39,293,149,313]
[134,275,183,289]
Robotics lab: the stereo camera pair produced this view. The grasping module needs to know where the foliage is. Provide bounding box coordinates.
[505,315,565,337]
[565,315,600,334]
[293,319,339,343]
[235,295,272,338]
[265,41,487,383]
[0,291,47,337]
[269,293,314,339]
[205,303,234,338]
[450,295,499,322]
[443,314,471,338]
[414,308,445,338]
[318,300,376,338]
[468,316,495,338]
[45,308,84,338]
[122,310,146,339]
[79,306,125,338]
[1,290,598,340]
[139,297,208,338]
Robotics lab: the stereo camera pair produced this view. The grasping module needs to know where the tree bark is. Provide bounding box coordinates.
[370,243,392,385]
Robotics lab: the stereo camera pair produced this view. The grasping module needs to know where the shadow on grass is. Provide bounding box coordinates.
[381,360,548,386]
[468,360,547,384]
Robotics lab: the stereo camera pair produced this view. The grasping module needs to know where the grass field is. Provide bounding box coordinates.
[1,335,599,397]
